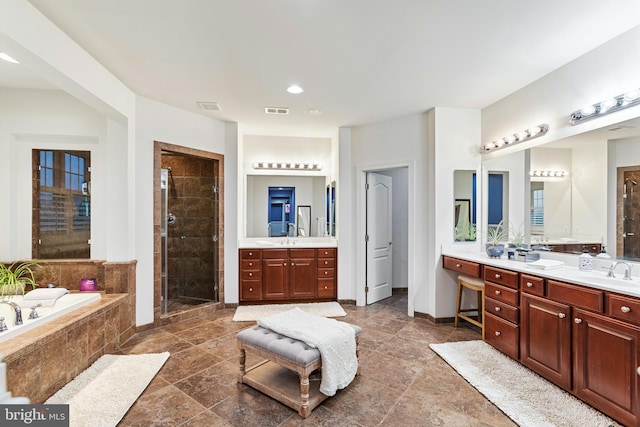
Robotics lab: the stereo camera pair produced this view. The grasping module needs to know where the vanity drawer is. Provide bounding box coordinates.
[242,259,260,269]
[318,248,336,258]
[547,280,603,313]
[289,248,316,258]
[318,258,335,268]
[606,293,640,325]
[240,281,262,300]
[485,282,519,306]
[317,278,336,297]
[484,266,518,289]
[318,268,335,279]
[485,312,519,360]
[241,270,261,280]
[443,256,480,278]
[485,296,519,324]
[240,249,262,260]
[262,249,289,259]
[520,274,545,297]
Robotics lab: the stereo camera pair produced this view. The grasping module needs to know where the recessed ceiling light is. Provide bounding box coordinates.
[0,53,19,64]
[286,84,304,94]
[304,108,322,116]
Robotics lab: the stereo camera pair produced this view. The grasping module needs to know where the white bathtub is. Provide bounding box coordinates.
[0,292,101,343]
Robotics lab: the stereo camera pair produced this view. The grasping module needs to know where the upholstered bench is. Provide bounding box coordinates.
[236,323,361,418]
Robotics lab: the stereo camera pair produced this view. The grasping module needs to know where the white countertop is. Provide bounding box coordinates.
[239,237,338,249]
[441,246,640,298]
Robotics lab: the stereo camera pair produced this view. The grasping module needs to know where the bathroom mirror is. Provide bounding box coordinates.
[484,115,640,260]
[246,175,326,238]
[453,170,476,241]
[297,205,311,237]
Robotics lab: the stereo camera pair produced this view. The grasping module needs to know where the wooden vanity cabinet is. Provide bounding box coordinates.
[239,248,337,303]
[484,266,520,360]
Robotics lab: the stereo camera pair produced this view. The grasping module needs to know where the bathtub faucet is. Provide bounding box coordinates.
[0,300,23,326]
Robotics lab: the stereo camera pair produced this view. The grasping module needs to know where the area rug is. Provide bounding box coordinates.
[233,301,347,322]
[45,352,170,427]
[429,340,620,427]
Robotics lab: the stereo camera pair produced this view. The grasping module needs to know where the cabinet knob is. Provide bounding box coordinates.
[292,262,295,266]
[494,290,501,295]
[249,262,253,267]
[574,318,583,324]
[558,313,566,319]
[495,331,501,336]
[526,282,533,288]
[325,261,329,265]
[621,306,631,313]
[249,252,253,256]
[284,263,287,266]
[494,307,501,312]
[456,263,461,268]
[249,272,252,276]
[495,273,501,279]
[249,287,253,292]
[324,251,328,255]
[324,286,328,289]
[325,271,328,275]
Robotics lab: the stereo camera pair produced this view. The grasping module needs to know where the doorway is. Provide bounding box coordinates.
[618,167,640,261]
[364,167,409,306]
[268,187,295,237]
[154,141,224,318]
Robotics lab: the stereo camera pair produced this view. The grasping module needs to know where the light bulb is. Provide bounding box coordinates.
[580,105,596,116]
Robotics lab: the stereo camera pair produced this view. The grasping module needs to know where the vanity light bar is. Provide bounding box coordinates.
[483,124,549,152]
[252,162,323,171]
[529,170,567,178]
[570,88,640,125]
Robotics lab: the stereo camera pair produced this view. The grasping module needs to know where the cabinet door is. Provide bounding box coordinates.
[263,258,288,299]
[573,309,640,427]
[289,256,316,299]
[520,294,572,391]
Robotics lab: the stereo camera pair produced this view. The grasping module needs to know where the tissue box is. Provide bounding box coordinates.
[515,251,540,262]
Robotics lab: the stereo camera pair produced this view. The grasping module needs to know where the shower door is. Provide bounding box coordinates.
[623,171,640,261]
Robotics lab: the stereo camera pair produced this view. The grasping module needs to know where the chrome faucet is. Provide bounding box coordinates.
[607,261,633,280]
[0,300,23,326]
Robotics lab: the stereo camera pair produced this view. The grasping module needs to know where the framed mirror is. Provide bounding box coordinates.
[297,205,311,237]
[453,170,476,241]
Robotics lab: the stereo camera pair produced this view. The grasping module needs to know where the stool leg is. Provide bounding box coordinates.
[480,290,485,340]
[455,280,463,328]
[477,290,483,324]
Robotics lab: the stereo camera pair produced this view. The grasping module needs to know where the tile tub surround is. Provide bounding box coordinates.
[0,293,132,403]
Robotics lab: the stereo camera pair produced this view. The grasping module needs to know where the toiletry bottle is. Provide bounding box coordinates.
[578,247,593,271]
[596,246,611,259]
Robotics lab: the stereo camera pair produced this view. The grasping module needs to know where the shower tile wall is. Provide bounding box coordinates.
[624,170,640,260]
[162,154,216,302]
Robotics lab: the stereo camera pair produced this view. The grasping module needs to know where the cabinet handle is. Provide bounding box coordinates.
[526,282,533,288]
[558,313,566,319]
[324,286,328,289]
[621,306,631,313]
[249,252,253,256]
[494,307,501,312]
[249,262,253,267]
[325,271,328,275]
[249,287,253,292]
[494,290,501,295]
[292,262,295,266]
[456,263,461,268]
[249,272,252,277]
[284,263,287,266]
[325,261,329,265]
[324,251,328,255]
[495,331,501,336]
[574,318,582,324]
[495,273,501,279]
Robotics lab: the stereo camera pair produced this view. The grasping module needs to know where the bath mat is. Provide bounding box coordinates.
[430,340,620,427]
[45,352,170,427]
[233,301,347,322]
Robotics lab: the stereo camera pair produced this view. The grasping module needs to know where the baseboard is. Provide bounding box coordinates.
[414,311,455,324]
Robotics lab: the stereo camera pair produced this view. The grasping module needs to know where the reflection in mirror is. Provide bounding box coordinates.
[297,205,311,237]
[453,170,476,241]
[246,175,326,237]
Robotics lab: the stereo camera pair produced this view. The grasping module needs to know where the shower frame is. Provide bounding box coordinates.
[153,141,224,323]
[616,166,640,261]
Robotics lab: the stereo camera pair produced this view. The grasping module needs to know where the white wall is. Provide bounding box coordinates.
[134,96,228,325]
[0,88,107,261]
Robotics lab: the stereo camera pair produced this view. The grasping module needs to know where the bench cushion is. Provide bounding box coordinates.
[237,323,362,368]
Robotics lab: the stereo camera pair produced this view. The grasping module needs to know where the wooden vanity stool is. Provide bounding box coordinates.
[455,274,485,338]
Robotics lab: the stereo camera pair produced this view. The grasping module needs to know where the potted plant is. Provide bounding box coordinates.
[508,221,526,249]
[485,220,507,258]
[0,261,41,297]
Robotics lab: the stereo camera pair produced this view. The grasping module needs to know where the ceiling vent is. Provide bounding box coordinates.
[265,107,289,115]
[197,101,221,112]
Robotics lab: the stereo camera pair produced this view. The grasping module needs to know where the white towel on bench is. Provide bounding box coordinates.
[257,307,357,396]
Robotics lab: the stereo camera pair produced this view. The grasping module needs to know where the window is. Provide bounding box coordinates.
[33,150,91,259]
[531,188,544,226]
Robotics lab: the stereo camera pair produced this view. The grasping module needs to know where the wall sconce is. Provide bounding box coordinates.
[529,170,567,178]
[252,162,323,171]
[570,88,640,125]
[483,124,549,152]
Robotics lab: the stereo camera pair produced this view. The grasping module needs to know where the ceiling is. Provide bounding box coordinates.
[3,1,640,136]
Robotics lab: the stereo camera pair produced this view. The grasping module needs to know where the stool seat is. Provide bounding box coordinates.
[455,274,485,339]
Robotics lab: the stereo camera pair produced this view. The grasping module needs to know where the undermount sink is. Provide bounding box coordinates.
[569,270,640,287]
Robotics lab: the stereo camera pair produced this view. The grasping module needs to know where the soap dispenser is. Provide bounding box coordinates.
[596,246,611,259]
[579,247,593,271]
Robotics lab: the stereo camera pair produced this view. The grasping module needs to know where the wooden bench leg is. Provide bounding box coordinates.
[238,346,246,383]
[299,374,311,418]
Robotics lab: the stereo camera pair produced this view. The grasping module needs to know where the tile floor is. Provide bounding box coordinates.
[118,294,516,426]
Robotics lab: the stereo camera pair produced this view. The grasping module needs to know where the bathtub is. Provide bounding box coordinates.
[0,292,101,343]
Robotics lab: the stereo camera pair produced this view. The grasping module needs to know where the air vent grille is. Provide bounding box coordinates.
[265,107,289,115]
[197,101,221,111]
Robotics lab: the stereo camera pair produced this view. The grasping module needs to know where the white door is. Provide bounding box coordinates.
[366,172,393,304]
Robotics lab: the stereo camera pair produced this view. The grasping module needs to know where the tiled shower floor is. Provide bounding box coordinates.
[118,293,515,426]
